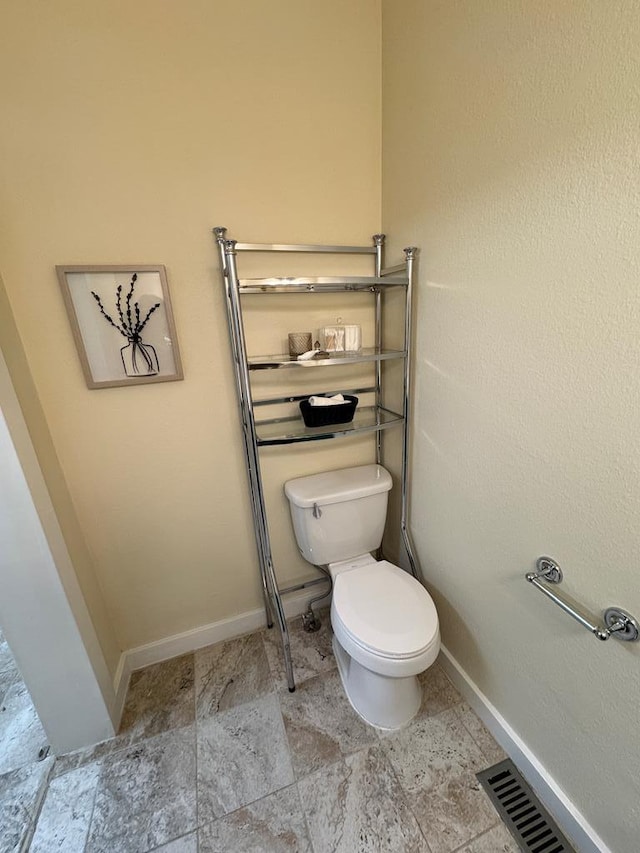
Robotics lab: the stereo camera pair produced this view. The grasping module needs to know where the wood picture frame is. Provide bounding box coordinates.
[57,265,183,389]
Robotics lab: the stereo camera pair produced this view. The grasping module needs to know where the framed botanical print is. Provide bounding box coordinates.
[57,265,183,389]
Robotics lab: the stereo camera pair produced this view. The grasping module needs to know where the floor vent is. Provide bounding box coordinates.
[477,759,575,853]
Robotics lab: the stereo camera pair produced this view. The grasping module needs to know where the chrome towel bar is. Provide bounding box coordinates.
[526,557,639,642]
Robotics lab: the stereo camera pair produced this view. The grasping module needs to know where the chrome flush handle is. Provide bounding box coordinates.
[313,503,322,519]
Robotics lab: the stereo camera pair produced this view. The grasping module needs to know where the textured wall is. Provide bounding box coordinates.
[0,0,381,651]
[382,1,640,849]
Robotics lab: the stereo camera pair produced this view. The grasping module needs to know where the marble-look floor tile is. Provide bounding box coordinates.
[279,670,377,779]
[381,708,499,853]
[455,703,507,767]
[119,654,195,743]
[52,731,134,779]
[195,631,273,718]
[0,668,20,709]
[417,661,463,719]
[299,745,429,853]
[0,638,22,715]
[30,760,101,852]
[148,832,198,852]
[85,725,196,853]
[197,693,294,824]
[0,635,16,677]
[410,773,499,853]
[460,823,520,852]
[262,611,335,688]
[0,682,49,775]
[0,756,54,853]
[199,785,311,853]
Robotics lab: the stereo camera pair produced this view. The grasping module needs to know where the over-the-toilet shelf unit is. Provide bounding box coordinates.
[213,228,422,691]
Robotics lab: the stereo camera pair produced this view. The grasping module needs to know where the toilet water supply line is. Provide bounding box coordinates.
[299,566,333,633]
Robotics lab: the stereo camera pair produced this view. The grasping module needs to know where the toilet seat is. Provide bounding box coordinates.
[331,560,439,660]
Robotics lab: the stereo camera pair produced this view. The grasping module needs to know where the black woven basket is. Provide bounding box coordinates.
[299,395,358,427]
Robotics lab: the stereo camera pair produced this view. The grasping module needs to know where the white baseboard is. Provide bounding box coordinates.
[439,645,609,853]
[110,654,131,728]
[112,588,316,723]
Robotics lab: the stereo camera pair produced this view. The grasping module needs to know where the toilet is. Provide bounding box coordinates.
[284,463,440,729]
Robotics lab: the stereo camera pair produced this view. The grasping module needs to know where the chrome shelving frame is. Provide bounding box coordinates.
[213,228,422,691]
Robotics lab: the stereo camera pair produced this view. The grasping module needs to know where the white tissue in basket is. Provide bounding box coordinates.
[308,394,345,407]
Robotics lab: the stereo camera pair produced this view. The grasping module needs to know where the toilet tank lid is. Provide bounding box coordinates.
[284,464,392,508]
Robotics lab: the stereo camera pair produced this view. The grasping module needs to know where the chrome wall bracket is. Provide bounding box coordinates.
[533,556,563,584]
[603,607,640,642]
[526,556,639,642]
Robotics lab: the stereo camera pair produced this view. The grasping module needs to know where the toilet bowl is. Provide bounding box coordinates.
[284,464,441,729]
[330,556,440,728]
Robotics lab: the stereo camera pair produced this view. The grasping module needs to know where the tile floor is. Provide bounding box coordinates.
[2,615,521,852]
[0,632,50,779]
[0,630,53,853]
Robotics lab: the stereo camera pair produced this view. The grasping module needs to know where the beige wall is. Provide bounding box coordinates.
[0,0,381,651]
[382,1,640,850]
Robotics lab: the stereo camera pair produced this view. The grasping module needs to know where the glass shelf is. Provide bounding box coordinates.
[248,347,406,371]
[255,405,403,446]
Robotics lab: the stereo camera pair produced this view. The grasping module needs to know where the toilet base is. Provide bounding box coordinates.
[332,635,422,730]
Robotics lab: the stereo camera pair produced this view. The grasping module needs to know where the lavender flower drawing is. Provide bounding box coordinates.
[91,273,161,377]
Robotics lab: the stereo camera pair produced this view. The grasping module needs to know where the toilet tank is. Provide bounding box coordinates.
[284,464,393,566]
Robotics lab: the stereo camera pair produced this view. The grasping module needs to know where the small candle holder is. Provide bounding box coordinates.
[288,332,313,357]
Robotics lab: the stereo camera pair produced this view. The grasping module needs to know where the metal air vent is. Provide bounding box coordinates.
[477,759,575,852]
